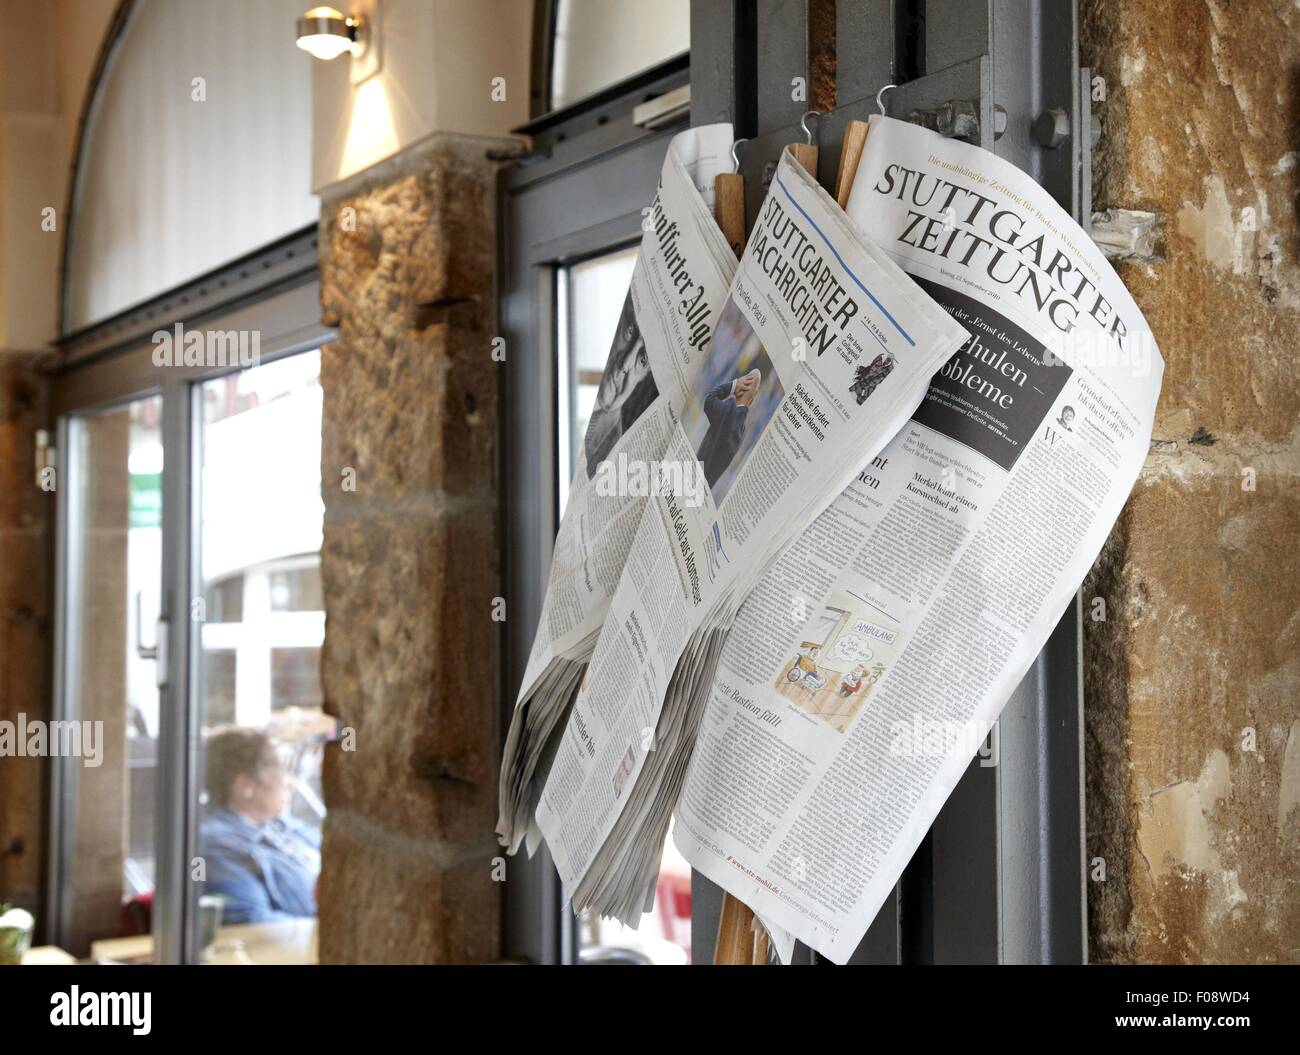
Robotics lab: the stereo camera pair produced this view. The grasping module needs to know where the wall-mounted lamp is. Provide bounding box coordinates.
[296,2,381,83]
[295,6,365,61]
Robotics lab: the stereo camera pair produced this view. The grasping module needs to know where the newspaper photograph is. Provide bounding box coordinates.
[672,115,1164,962]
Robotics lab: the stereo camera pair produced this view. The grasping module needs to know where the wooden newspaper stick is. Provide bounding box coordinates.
[710,137,822,965]
[713,172,746,258]
[714,890,758,964]
[835,119,870,208]
[789,141,818,177]
[712,164,760,966]
[710,120,864,965]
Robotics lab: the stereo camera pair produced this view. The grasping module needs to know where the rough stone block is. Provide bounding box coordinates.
[315,135,505,961]
[317,807,500,964]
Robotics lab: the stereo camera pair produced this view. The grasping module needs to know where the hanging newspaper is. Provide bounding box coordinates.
[497,124,741,851]
[532,147,970,919]
[673,115,1164,963]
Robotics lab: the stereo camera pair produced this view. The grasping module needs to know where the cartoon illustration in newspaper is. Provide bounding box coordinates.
[775,590,900,733]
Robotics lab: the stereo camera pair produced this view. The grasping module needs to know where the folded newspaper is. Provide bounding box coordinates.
[529,144,970,920]
[500,114,1162,966]
[497,123,741,853]
[673,115,1164,962]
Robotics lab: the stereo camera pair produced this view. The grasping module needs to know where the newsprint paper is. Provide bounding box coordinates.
[534,147,969,918]
[498,123,740,853]
[673,115,1164,963]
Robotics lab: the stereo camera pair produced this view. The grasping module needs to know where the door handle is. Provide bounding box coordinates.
[135,590,158,659]
[154,618,169,689]
[135,591,168,688]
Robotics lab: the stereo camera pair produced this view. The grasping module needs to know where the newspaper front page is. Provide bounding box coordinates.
[673,115,1165,962]
[497,124,739,851]
[534,147,970,907]
[516,123,737,694]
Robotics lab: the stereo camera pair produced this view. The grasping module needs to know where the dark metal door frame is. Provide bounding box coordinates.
[499,58,693,965]
[688,0,1089,965]
[500,0,1089,965]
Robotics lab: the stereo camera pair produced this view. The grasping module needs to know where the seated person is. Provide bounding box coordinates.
[793,644,827,690]
[839,665,865,698]
[199,727,320,925]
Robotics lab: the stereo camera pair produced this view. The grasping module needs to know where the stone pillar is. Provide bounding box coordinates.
[1081,1,1299,962]
[0,354,51,927]
[315,134,507,963]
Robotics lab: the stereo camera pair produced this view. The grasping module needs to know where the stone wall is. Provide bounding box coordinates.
[0,354,51,927]
[315,134,506,963]
[1081,0,1299,962]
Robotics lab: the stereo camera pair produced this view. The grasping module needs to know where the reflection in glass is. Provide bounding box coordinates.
[63,395,163,958]
[194,351,327,963]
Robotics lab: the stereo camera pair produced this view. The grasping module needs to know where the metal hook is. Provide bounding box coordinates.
[800,110,821,145]
[731,138,747,172]
[876,84,897,116]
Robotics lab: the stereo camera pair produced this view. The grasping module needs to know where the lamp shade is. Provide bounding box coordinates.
[296,6,354,60]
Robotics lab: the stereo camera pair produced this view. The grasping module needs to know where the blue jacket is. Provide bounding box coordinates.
[199,807,320,924]
[696,381,749,490]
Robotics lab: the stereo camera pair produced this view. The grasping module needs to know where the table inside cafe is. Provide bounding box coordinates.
[80,918,318,965]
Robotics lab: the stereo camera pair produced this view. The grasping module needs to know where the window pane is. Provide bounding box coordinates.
[203,651,238,728]
[205,575,244,623]
[268,563,323,612]
[194,351,326,964]
[556,249,692,963]
[63,394,163,959]
[270,647,323,712]
[550,0,689,110]
[558,246,638,505]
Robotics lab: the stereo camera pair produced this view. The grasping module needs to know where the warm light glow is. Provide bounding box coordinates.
[296,33,353,60]
[338,75,399,180]
[296,7,355,61]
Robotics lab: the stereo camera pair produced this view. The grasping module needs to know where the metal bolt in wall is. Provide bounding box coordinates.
[1033,108,1070,149]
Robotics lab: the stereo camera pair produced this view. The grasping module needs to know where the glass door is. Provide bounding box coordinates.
[190,350,326,964]
[56,394,164,959]
[499,50,691,964]
[49,275,331,964]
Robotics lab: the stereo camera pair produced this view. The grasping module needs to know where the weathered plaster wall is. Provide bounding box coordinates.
[1082,0,1299,963]
[315,134,506,963]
